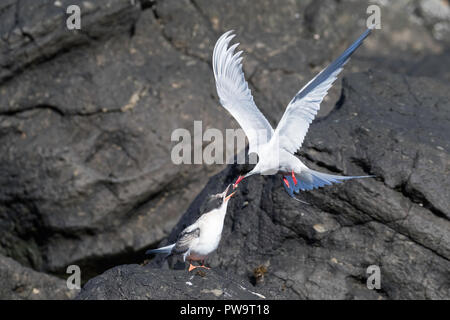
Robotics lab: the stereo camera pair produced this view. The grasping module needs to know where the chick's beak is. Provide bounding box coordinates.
[225,190,236,202]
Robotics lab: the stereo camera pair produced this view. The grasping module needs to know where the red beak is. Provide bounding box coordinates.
[233,175,245,189]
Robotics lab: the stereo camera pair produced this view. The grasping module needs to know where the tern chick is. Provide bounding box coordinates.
[146,185,236,271]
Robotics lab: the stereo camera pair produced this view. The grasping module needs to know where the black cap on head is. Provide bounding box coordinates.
[230,146,257,177]
[234,159,256,178]
[203,193,224,212]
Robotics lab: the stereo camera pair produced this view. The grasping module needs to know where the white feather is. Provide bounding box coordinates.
[213,31,274,155]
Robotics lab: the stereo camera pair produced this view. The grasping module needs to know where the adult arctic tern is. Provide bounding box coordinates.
[213,29,373,200]
[146,185,236,271]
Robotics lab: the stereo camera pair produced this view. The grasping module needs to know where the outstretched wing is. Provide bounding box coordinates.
[274,29,372,154]
[213,30,274,155]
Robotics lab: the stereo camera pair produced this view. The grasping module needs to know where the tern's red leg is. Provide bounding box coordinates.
[199,260,210,270]
[291,170,298,185]
[283,177,290,188]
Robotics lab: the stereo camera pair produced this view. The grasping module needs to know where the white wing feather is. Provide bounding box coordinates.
[213,31,274,155]
[274,67,343,154]
[274,29,372,154]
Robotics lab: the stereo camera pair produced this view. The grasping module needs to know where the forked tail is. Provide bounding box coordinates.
[282,168,373,198]
[145,243,175,255]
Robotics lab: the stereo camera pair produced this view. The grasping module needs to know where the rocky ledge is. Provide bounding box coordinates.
[78,70,450,299]
[76,264,281,300]
[1,0,449,299]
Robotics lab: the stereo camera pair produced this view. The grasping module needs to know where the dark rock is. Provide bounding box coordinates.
[156,0,449,117]
[76,264,279,299]
[153,70,450,300]
[0,253,76,299]
[0,0,449,299]
[0,0,141,84]
[0,6,225,278]
[406,49,450,82]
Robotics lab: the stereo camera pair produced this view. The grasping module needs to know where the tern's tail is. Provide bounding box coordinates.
[282,169,374,196]
[145,243,175,255]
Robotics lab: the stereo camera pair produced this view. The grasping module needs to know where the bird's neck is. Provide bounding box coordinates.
[215,203,229,220]
[245,170,256,178]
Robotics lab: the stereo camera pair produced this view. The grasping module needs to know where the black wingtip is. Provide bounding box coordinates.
[360,28,373,42]
[292,28,372,103]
